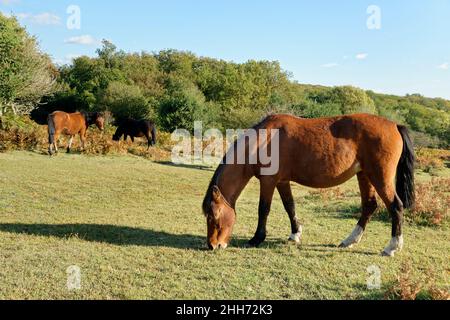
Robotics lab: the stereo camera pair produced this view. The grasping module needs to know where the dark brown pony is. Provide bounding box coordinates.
[202,114,415,257]
[47,111,105,155]
[112,119,157,149]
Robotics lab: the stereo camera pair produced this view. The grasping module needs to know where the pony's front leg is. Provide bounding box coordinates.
[53,133,60,154]
[248,179,277,247]
[277,182,303,244]
[145,133,152,149]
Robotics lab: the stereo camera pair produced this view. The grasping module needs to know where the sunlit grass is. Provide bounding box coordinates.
[0,151,448,299]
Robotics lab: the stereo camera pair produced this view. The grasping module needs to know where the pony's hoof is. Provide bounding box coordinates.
[381,250,395,257]
[288,233,302,244]
[339,225,364,249]
[382,236,403,257]
[338,242,353,248]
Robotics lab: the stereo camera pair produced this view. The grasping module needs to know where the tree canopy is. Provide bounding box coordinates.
[0,13,56,116]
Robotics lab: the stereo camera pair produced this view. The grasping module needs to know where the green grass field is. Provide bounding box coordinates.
[0,151,448,299]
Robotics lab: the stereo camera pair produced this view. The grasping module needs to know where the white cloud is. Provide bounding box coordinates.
[356,53,369,60]
[16,12,61,25]
[437,62,449,70]
[321,63,339,68]
[66,54,82,60]
[64,35,99,46]
[53,54,84,66]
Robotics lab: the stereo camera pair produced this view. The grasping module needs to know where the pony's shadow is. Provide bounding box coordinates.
[33,150,85,157]
[232,239,377,256]
[0,224,379,255]
[231,238,288,249]
[155,161,214,172]
[0,223,207,250]
[301,244,378,256]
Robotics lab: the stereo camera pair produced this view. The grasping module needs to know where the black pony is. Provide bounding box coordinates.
[113,119,157,149]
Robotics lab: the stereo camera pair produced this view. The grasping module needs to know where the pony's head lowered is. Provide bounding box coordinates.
[202,166,236,250]
[84,112,105,131]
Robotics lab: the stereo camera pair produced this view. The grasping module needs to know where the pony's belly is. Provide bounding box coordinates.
[293,161,362,188]
[62,128,77,135]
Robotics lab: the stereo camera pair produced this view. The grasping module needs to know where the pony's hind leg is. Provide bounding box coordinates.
[367,169,404,257]
[67,135,74,153]
[277,182,302,244]
[47,130,59,155]
[340,173,378,248]
[377,187,404,257]
[79,130,87,152]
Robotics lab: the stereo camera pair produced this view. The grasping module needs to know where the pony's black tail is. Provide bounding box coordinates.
[47,114,56,145]
[396,125,415,209]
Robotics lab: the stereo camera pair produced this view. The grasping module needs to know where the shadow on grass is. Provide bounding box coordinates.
[0,223,381,256]
[155,161,215,172]
[301,244,379,256]
[231,238,378,256]
[0,223,207,250]
[230,238,287,249]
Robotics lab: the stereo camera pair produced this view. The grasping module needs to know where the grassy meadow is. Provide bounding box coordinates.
[0,150,449,300]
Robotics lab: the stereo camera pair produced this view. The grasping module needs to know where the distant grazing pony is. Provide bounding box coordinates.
[202,114,415,257]
[112,119,157,149]
[47,111,105,155]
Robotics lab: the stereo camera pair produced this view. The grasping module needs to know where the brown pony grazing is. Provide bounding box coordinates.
[47,111,105,155]
[202,114,415,257]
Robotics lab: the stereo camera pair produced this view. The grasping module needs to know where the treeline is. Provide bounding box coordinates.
[1,13,449,147]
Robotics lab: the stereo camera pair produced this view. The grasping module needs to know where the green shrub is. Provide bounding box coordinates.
[101,81,155,121]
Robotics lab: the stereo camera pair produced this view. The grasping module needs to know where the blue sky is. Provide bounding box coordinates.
[2,0,450,99]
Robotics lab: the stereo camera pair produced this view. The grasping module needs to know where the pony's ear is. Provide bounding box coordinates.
[212,186,222,203]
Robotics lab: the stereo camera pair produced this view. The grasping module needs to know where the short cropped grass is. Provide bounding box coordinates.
[0,151,448,299]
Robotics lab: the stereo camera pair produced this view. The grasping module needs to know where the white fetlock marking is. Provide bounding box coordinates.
[289,226,303,243]
[341,225,364,248]
[382,235,404,257]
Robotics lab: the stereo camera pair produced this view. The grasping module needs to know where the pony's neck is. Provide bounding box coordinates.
[83,112,93,126]
[217,163,253,208]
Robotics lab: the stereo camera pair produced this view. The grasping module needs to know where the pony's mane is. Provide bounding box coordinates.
[81,111,102,126]
[202,162,225,217]
[202,114,272,217]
